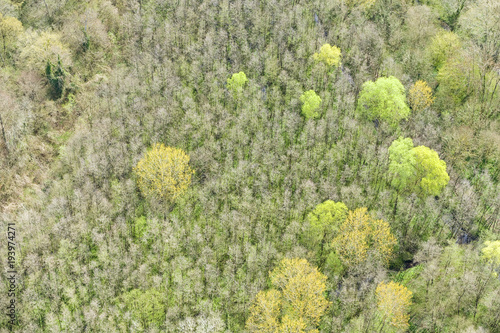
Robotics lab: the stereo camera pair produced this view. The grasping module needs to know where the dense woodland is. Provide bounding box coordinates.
[0,0,499,331]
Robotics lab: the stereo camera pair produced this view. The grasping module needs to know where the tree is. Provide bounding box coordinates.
[481,240,500,267]
[306,200,348,265]
[388,137,417,193]
[45,56,68,99]
[375,281,412,332]
[19,30,72,73]
[300,90,321,119]
[356,76,410,128]
[408,80,434,112]
[246,258,329,332]
[313,44,341,68]
[134,143,194,203]
[413,146,450,197]
[227,71,248,93]
[426,31,461,69]
[388,137,450,197]
[121,288,165,329]
[0,13,22,63]
[331,208,397,268]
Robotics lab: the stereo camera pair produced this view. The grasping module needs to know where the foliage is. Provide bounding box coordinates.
[247,258,329,332]
[408,80,434,112]
[121,288,165,329]
[332,208,397,267]
[306,200,348,263]
[227,71,248,93]
[313,44,341,68]
[426,31,461,69]
[300,90,322,119]
[19,30,72,72]
[356,76,410,128]
[389,137,450,197]
[45,56,68,100]
[376,281,412,331]
[134,143,194,203]
[0,13,22,60]
[481,240,500,266]
[413,146,450,197]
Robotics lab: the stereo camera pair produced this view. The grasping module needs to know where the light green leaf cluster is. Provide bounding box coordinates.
[426,30,461,69]
[227,71,248,92]
[313,44,342,67]
[356,76,410,128]
[121,288,165,329]
[300,90,322,119]
[389,137,450,196]
[481,241,500,266]
[307,200,348,249]
[18,30,72,72]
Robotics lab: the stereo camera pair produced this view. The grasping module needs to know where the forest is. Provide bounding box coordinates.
[0,0,499,332]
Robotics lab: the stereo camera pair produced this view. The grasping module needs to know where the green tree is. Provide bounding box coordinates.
[0,13,22,63]
[356,76,410,128]
[388,137,450,197]
[121,289,165,329]
[426,31,462,69]
[227,71,248,93]
[45,56,68,100]
[300,90,322,119]
[306,200,348,266]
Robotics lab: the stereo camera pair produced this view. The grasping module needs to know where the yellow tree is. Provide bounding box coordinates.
[331,208,397,267]
[134,143,194,203]
[376,281,413,332]
[408,80,434,112]
[246,258,329,332]
[0,14,23,62]
[313,44,341,68]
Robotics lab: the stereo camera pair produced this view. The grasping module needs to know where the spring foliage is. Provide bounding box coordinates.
[313,44,342,67]
[227,71,248,92]
[408,80,434,112]
[300,90,322,119]
[0,13,22,59]
[134,143,194,203]
[332,208,397,267]
[356,76,410,128]
[246,258,329,332]
[376,281,412,331]
[389,137,450,196]
[481,240,500,266]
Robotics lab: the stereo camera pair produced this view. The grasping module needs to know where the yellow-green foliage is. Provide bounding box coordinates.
[227,71,248,92]
[376,281,412,331]
[427,31,461,69]
[0,13,23,59]
[409,80,434,112]
[300,90,322,119]
[481,240,500,266]
[18,30,72,72]
[313,44,341,67]
[246,258,329,332]
[134,143,194,203]
[121,288,165,329]
[332,208,397,267]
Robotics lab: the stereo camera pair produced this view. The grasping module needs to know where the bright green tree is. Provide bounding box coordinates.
[300,90,322,119]
[227,71,248,92]
[356,76,410,128]
[313,44,341,68]
[306,200,348,265]
[388,137,450,197]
